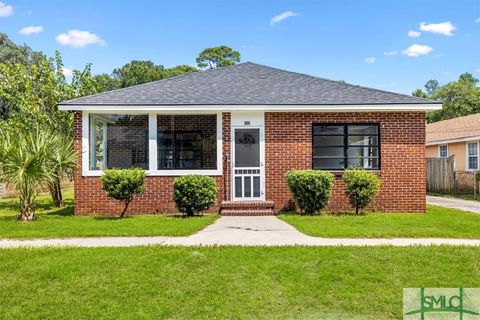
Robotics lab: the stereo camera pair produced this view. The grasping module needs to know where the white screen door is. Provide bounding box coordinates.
[233,128,263,200]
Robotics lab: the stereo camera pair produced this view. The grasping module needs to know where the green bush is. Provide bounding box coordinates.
[173,175,218,216]
[342,168,381,214]
[101,168,145,218]
[285,170,335,214]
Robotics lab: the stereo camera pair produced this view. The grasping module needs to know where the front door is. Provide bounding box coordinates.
[233,128,264,200]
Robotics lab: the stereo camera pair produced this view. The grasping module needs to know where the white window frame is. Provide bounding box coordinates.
[466,141,479,171]
[82,111,223,176]
[438,144,448,158]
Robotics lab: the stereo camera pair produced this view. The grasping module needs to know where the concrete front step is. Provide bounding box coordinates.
[220,201,275,216]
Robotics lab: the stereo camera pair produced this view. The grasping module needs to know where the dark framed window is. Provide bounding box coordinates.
[157,115,217,170]
[312,124,380,170]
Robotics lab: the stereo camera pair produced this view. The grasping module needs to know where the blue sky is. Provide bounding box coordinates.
[1,0,479,93]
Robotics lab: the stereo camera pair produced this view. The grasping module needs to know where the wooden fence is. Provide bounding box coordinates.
[426,156,455,193]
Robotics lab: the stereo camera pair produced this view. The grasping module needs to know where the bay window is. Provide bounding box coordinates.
[312,124,380,170]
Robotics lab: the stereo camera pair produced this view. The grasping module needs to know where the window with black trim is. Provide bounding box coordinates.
[312,124,380,170]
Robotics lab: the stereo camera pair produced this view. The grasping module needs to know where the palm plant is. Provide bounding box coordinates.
[0,127,59,221]
[48,138,75,207]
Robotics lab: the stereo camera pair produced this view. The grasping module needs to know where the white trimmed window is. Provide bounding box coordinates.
[467,142,479,170]
[438,145,448,158]
[84,112,222,176]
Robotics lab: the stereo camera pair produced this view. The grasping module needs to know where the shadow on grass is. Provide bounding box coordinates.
[92,213,211,221]
[280,211,367,217]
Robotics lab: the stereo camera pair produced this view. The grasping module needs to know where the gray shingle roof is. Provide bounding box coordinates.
[59,62,438,106]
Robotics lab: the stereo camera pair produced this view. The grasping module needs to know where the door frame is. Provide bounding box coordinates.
[230,112,265,201]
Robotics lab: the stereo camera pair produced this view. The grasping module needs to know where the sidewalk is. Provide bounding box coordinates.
[1,216,480,248]
[427,195,480,214]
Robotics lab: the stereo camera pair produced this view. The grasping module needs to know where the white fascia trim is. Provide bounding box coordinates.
[426,136,480,146]
[59,103,441,112]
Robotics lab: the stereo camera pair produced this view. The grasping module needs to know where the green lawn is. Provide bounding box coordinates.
[0,189,217,238]
[279,205,480,238]
[0,246,478,319]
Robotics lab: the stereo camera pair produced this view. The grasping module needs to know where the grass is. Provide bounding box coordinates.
[0,189,217,239]
[0,246,479,319]
[279,205,480,238]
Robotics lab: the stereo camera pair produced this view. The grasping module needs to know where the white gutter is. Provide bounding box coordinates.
[58,103,441,112]
[426,136,480,146]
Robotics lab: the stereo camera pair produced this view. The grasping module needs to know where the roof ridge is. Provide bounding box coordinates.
[244,62,438,103]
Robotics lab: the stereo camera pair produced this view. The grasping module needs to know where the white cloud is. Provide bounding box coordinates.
[269,11,299,26]
[419,21,456,36]
[18,25,43,35]
[475,17,480,23]
[384,50,398,56]
[432,53,444,59]
[364,57,376,64]
[402,44,433,57]
[61,67,73,77]
[55,29,106,48]
[0,2,13,17]
[408,30,421,38]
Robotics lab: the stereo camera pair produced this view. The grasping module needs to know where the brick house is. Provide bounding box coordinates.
[59,62,441,215]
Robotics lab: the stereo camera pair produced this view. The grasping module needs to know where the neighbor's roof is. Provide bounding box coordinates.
[59,62,439,109]
[427,113,480,144]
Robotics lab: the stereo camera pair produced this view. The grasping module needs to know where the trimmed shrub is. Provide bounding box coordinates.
[285,170,335,214]
[173,175,218,216]
[101,168,145,218]
[342,168,381,214]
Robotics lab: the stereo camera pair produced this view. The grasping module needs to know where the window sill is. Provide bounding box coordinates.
[82,169,222,177]
[326,170,381,177]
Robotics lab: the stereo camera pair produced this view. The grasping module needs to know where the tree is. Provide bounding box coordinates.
[93,74,121,92]
[196,45,240,69]
[112,60,165,87]
[100,168,145,218]
[412,73,480,123]
[0,128,60,220]
[0,33,46,67]
[164,64,198,77]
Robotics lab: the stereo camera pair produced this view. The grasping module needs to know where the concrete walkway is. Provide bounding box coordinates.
[427,195,480,214]
[1,216,480,248]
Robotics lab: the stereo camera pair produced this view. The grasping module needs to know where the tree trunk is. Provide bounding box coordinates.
[49,177,64,207]
[18,203,36,221]
[119,200,131,218]
[355,206,359,215]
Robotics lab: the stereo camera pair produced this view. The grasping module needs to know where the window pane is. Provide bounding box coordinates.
[348,136,378,146]
[347,157,379,169]
[253,176,260,197]
[244,176,251,197]
[313,158,344,169]
[347,146,379,158]
[469,157,478,170]
[89,114,148,170]
[235,129,260,167]
[157,115,217,170]
[313,125,343,135]
[235,177,242,198]
[439,145,448,157]
[348,125,378,135]
[314,147,344,157]
[313,135,344,146]
[468,143,478,156]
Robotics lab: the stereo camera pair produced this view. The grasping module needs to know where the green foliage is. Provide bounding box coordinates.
[342,169,381,214]
[0,33,46,67]
[100,168,145,218]
[285,170,335,214]
[112,60,166,87]
[196,45,241,69]
[412,73,480,123]
[172,175,217,216]
[0,127,61,220]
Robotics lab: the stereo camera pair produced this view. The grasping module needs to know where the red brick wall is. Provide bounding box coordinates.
[73,112,231,215]
[73,111,426,215]
[264,112,426,213]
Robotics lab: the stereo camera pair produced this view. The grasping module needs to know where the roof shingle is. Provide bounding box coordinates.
[60,62,438,106]
[427,113,480,143]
